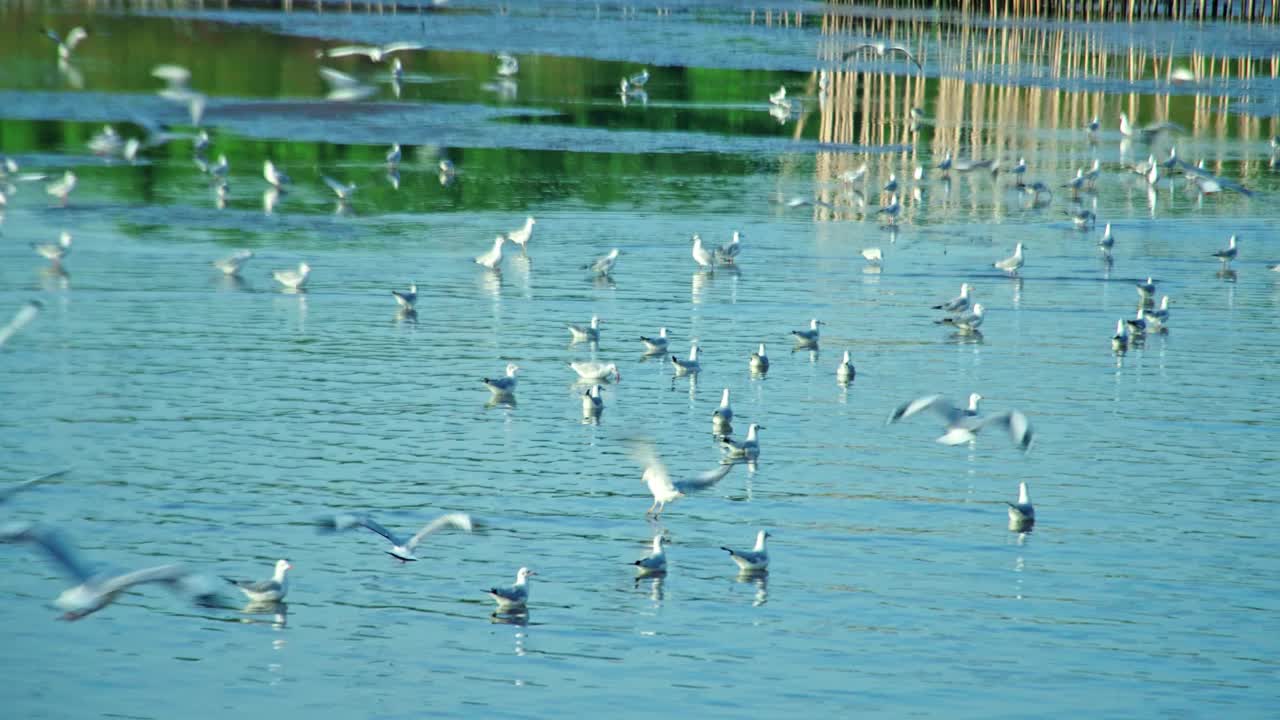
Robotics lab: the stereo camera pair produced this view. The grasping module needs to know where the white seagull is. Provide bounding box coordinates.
[1112,319,1129,353]
[633,535,667,575]
[486,567,533,612]
[993,243,1025,274]
[316,512,474,562]
[32,231,72,264]
[45,171,76,206]
[791,318,824,347]
[712,388,733,434]
[505,216,536,252]
[630,439,735,517]
[932,283,973,313]
[496,53,519,77]
[1212,234,1238,266]
[569,361,621,383]
[321,42,424,63]
[272,262,311,290]
[474,236,506,269]
[837,350,856,384]
[842,40,922,70]
[392,283,418,310]
[1098,223,1115,253]
[886,394,1033,452]
[714,231,743,264]
[640,327,669,354]
[861,247,883,267]
[749,343,769,373]
[43,26,89,61]
[720,423,762,461]
[691,233,714,268]
[213,249,253,276]
[936,303,985,332]
[584,248,620,275]
[582,384,604,418]
[224,559,292,603]
[721,530,771,573]
[1007,482,1035,531]
[568,315,603,342]
[670,343,701,375]
[483,363,521,394]
[322,175,358,203]
[262,160,291,189]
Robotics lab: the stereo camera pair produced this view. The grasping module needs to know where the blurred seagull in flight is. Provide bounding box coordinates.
[316,512,473,562]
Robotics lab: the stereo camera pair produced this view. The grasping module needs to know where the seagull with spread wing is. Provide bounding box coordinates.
[629,439,734,517]
[315,512,473,562]
[842,40,922,70]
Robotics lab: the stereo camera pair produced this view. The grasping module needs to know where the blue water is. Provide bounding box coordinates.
[1,3,1279,718]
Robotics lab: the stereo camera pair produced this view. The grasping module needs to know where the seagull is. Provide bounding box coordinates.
[749,343,769,374]
[768,85,788,107]
[483,363,521,394]
[936,152,953,174]
[712,388,733,434]
[151,64,206,125]
[953,157,994,173]
[224,560,292,603]
[1111,319,1130,353]
[32,231,72,263]
[932,283,973,313]
[791,318,823,347]
[496,53,519,77]
[633,535,667,575]
[670,344,701,375]
[320,42,424,63]
[993,243,1025,274]
[1083,158,1102,188]
[887,394,1033,451]
[629,439,735,517]
[861,247,883,267]
[569,361,621,383]
[1119,112,1183,142]
[272,262,311,290]
[505,217,536,253]
[0,469,68,504]
[1063,169,1086,193]
[43,27,88,61]
[963,393,983,416]
[88,125,123,156]
[474,236,506,269]
[208,154,229,180]
[439,158,457,177]
[1212,234,1238,266]
[875,194,901,225]
[627,68,650,87]
[1066,206,1096,229]
[1007,157,1028,185]
[720,423,762,461]
[841,163,869,185]
[714,231,743,264]
[936,303,985,332]
[391,282,418,310]
[568,315,603,342]
[0,522,200,620]
[841,41,922,70]
[385,143,401,168]
[721,530,770,573]
[1125,307,1148,335]
[1007,482,1035,531]
[1085,115,1100,134]
[837,350,856,384]
[262,160,291,189]
[691,233,714,268]
[640,328,669,354]
[316,512,473,562]
[322,175,357,203]
[45,171,76,206]
[1098,223,1115,253]
[582,384,604,419]
[486,567,533,612]
[213,249,253,277]
[0,301,43,349]
[1143,296,1172,331]
[883,173,899,194]
[1021,181,1053,204]
[584,248,620,276]
[1136,277,1157,304]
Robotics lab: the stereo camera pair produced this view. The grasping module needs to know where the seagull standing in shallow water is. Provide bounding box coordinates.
[714,231,743,264]
[474,236,506,270]
[721,530,770,573]
[505,217,536,253]
[272,262,310,290]
[691,234,714,268]
[262,160,291,189]
[993,243,1025,275]
[486,567,534,612]
[224,559,292,603]
[316,512,473,562]
[933,283,973,313]
[45,171,76,206]
[936,303,984,332]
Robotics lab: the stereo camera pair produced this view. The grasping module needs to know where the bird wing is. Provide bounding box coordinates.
[66,28,88,51]
[225,576,278,592]
[673,462,734,494]
[887,394,962,426]
[325,45,375,59]
[102,564,192,594]
[355,516,407,546]
[151,64,192,88]
[0,468,69,504]
[488,585,524,601]
[321,175,349,197]
[628,438,674,493]
[318,67,361,89]
[974,411,1034,452]
[0,300,43,348]
[382,42,425,55]
[43,28,64,45]
[841,43,876,60]
[0,522,95,582]
[406,513,474,551]
[889,45,923,69]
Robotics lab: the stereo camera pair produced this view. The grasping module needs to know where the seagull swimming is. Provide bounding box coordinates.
[224,559,292,603]
[32,231,72,264]
[316,512,473,562]
[262,160,291,189]
[474,236,506,269]
[1098,223,1115,253]
[720,423,762,461]
[712,388,733,434]
[1212,234,1238,266]
[633,535,666,576]
[640,327,669,354]
[936,303,985,332]
[483,363,521,394]
[933,283,973,313]
[0,522,201,620]
[1007,482,1035,531]
[630,438,735,517]
[749,343,769,374]
[837,350,856,384]
[0,301,43,349]
[1111,319,1129,353]
[569,361,621,383]
[582,384,604,418]
[791,318,823,347]
[714,231,743,264]
[272,262,310,290]
[568,315,603,342]
[1143,296,1172,331]
[213,249,253,277]
[841,40,922,70]
[1136,277,1157,304]
[887,394,1033,451]
[505,216,536,253]
[321,42,423,63]
[584,248,620,276]
[691,233,714,268]
[392,282,417,310]
[670,343,701,375]
[721,530,770,573]
[993,243,1025,274]
[486,567,533,612]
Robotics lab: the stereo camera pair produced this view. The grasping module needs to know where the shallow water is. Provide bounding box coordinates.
[2,3,1279,718]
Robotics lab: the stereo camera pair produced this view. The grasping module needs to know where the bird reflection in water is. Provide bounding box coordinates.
[735,571,768,607]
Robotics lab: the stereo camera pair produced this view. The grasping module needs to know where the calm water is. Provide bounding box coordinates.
[2,3,1279,718]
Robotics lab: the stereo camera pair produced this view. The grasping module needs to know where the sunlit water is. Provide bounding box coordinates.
[2,3,1279,718]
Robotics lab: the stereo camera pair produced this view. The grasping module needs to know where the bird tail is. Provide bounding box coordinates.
[720,546,735,555]
[222,576,242,586]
